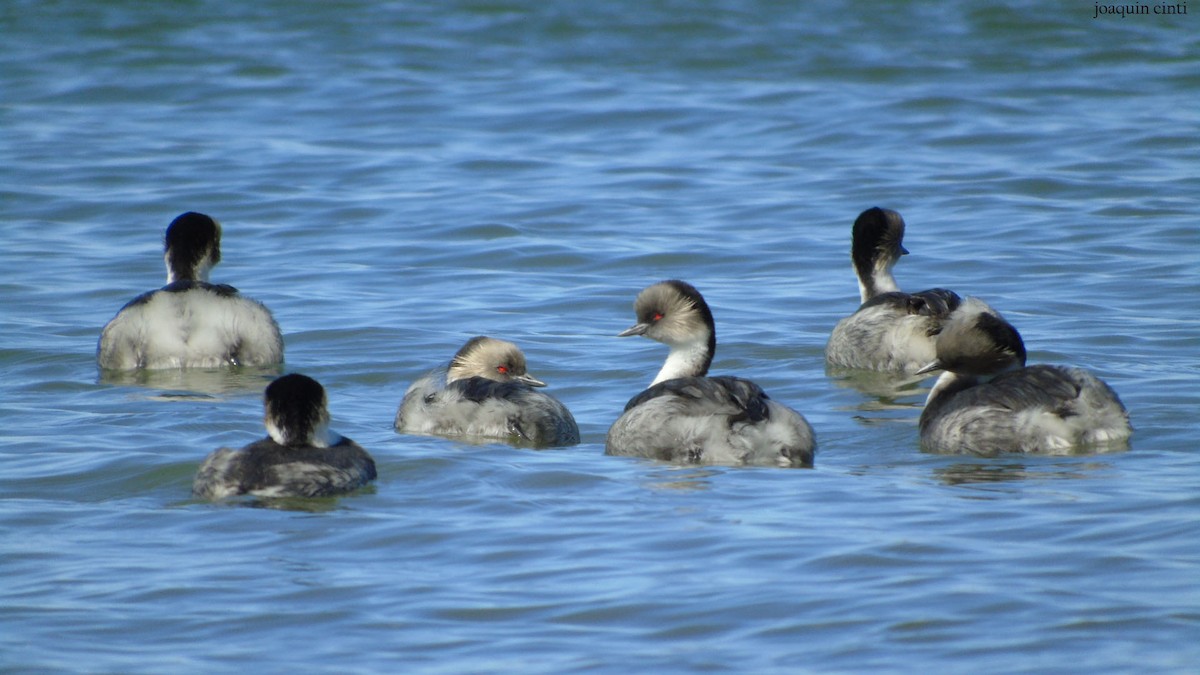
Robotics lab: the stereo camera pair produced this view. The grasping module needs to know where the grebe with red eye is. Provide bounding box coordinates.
[395,336,580,447]
[606,280,816,467]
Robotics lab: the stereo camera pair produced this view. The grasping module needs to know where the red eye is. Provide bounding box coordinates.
[497,365,509,374]
[652,312,664,322]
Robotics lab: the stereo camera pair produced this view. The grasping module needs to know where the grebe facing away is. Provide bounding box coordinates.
[395,336,580,447]
[606,280,815,467]
[193,374,377,499]
[917,298,1132,456]
[98,212,283,370]
[826,207,961,372]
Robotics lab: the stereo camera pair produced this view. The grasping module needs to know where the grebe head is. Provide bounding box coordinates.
[851,207,907,302]
[917,297,1027,377]
[164,212,222,283]
[447,336,546,387]
[619,280,716,384]
[619,280,714,347]
[263,373,331,447]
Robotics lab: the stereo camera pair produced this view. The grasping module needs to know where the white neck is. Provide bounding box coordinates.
[651,338,711,386]
[164,254,212,284]
[858,262,900,303]
[266,417,334,447]
[924,371,978,408]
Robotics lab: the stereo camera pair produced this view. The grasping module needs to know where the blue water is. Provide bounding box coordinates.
[3,1,1199,672]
